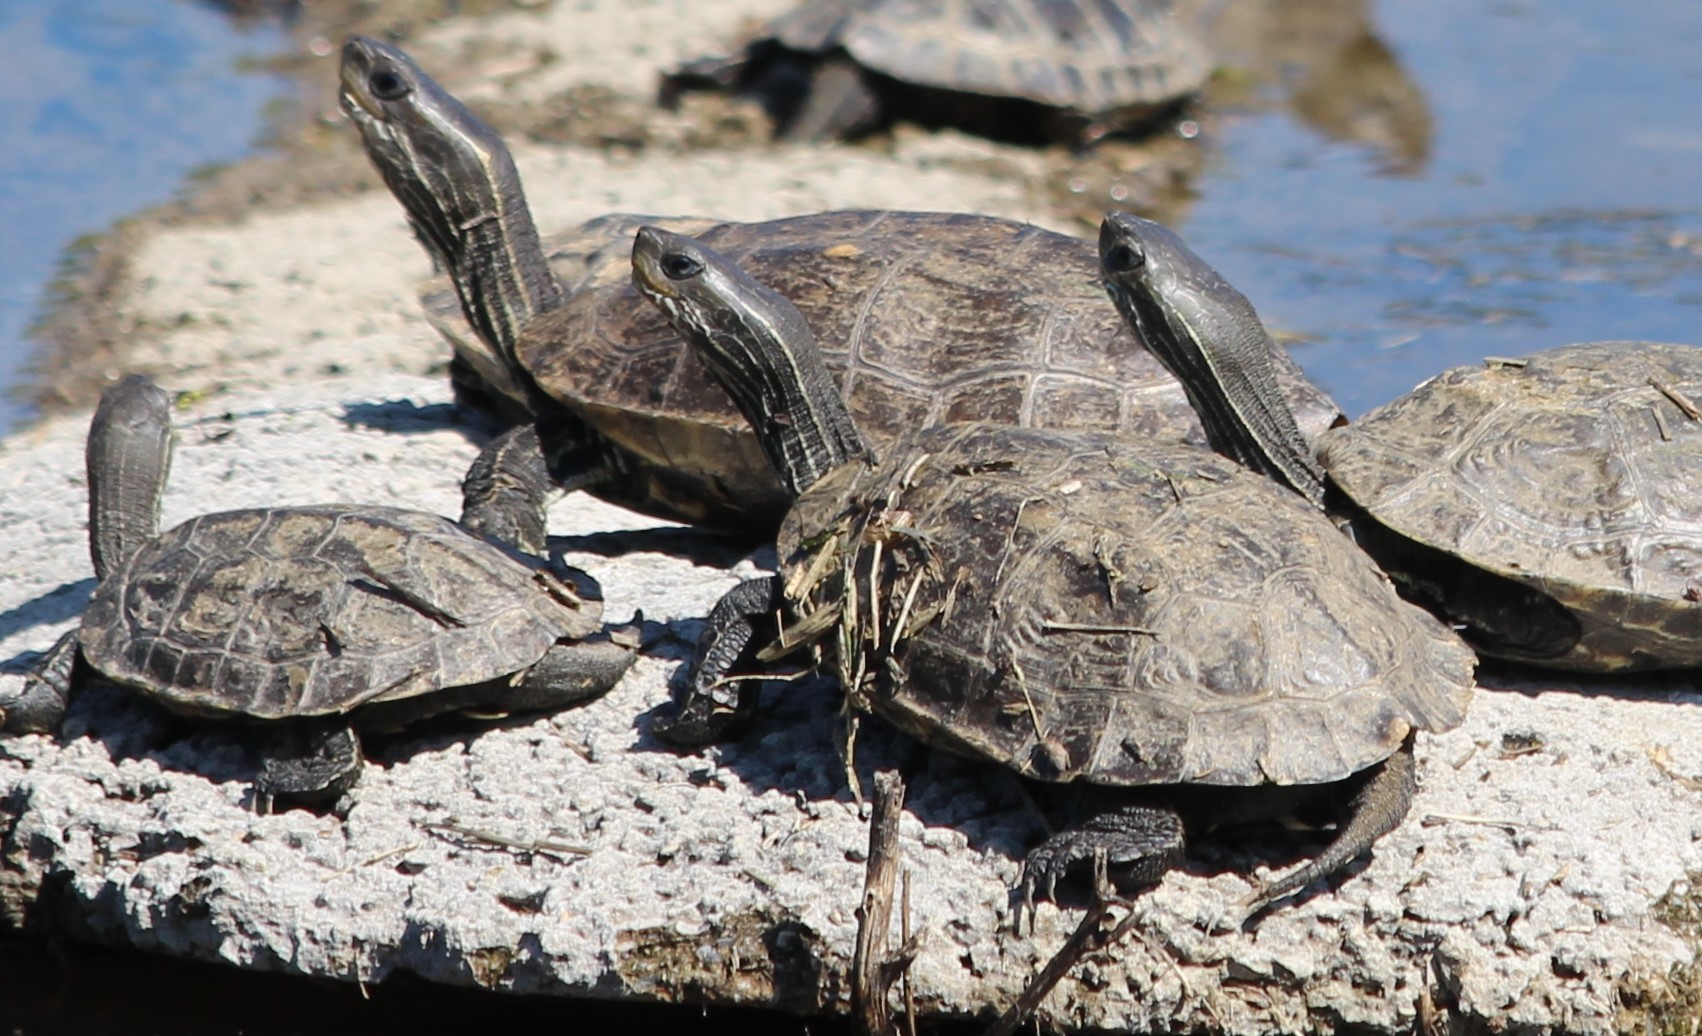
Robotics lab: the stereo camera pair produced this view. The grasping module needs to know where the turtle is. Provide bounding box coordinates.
[1098,209,1702,672]
[661,0,1212,144]
[338,36,1338,549]
[0,375,636,808]
[629,225,1475,909]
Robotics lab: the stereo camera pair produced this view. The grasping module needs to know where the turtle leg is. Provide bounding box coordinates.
[503,634,638,711]
[1241,733,1417,917]
[251,720,363,813]
[460,415,629,556]
[652,576,781,746]
[1018,803,1187,914]
[781,57,883,141]
[459,424,559,556]
[1,630,79,734]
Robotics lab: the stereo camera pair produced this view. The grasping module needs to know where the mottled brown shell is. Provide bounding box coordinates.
[1318,341,1702,670]
[765,0,1211,112]
[425,210,1342,528]
[79,507,597,720]
[779,424,1474,787]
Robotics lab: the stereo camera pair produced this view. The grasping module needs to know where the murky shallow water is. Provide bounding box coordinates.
[0,0,287,435]
[2,0,1701,1029]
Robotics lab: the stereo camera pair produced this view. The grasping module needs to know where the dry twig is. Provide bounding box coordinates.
[986,852,1140,1036]
[851,771,919,1036]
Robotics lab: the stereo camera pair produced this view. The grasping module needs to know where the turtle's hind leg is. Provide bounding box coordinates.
[460,424,559,556]
[461,411,629,557]
[252,720,363,813]
[1017,803,1186,920]
[1241,733,1418,918]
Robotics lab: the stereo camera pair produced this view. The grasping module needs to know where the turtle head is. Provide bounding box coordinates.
[340,36,557,377]
[630,225,754,334]
[338,37,501,157]
[631,226,871,497]
[338,37,512,252]
[1098,211,1327,506]
[1096,210,1201,348]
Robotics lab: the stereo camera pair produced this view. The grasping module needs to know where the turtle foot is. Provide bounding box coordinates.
[2,630,78,734]
[651,577,779,747]
[1018,804,1185,914]
[253,722,362,813]
[650,679,758,747]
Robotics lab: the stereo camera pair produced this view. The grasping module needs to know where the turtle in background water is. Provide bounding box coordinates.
[0,375,635,810]
[338,36,1334,548]
[663,0,1212,144]
[1098,210,1702,672]
[631,225,1474,911]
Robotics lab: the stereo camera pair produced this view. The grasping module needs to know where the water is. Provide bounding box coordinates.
[0,0,288,435]
[1188,0,1702,415]
[2,2,1697,427]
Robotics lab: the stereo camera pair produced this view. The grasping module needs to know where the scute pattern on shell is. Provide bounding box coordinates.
[79,507,594,720]
[767,0,1211,110]
[471,210,1342,527]
[780,423,1474,788]
[1318,341,1702,670]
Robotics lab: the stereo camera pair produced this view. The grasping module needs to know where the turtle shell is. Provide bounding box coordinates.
[423,209,1342,529]
[764,0,1210,112]
[779,423,1474,787]
[79,507,598,721]
[1317,340,1702,671]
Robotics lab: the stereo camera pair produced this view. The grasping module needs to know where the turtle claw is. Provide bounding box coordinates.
[252,722,363,812]
[2,631,78,735]
[1016,804,1185,921]
[653,577,780,747]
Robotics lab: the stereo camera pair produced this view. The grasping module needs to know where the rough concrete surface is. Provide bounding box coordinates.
[4,2,1702,1033]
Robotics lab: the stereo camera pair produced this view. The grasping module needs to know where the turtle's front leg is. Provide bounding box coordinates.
[781,57,882,141]
[252,720,363,813]
[460,424,558,556]
[652,576,781,746]
[1,630,79,734]
[460,412,621,556]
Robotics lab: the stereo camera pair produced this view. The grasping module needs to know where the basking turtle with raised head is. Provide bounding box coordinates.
[1098,211,1702,672]
[338,36,1338,546]
[630,225,1475,909]
[1,376,635,808]
[664,0,1211,144]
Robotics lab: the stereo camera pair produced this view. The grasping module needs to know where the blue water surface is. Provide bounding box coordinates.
[0,0,1698,425]
[1186,0,1702,415]
[0,0,288,434]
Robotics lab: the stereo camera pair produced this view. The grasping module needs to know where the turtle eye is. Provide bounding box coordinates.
[660,253,705,281]
[1102,242,1144,275]
[369,69,409,101]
